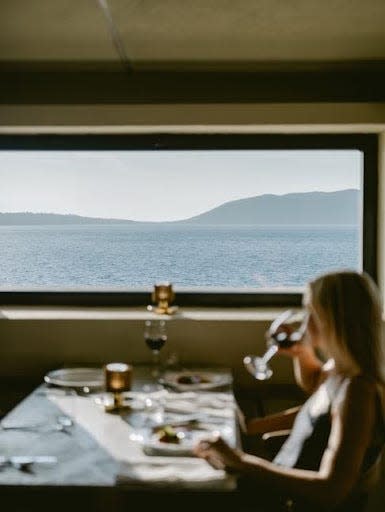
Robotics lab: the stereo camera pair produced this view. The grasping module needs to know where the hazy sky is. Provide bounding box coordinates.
[0,149,362,221]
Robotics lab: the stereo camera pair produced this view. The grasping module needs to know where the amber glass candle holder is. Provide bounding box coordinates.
[147,282,178,315]
[104,362,132,413]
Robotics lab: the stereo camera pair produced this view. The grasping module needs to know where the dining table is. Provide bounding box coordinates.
[0,365,262,512]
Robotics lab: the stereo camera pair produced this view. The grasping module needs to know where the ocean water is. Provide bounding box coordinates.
[0,225,360,289]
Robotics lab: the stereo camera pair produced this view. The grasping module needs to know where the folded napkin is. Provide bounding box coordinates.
[116,457,237,490]
[163,392,234,407]
[162,392,235,419]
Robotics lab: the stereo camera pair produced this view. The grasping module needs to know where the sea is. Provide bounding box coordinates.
[0,224,360,289]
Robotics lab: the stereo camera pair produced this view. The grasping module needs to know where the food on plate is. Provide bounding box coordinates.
[155,425,183,444]
[176,373,211,385]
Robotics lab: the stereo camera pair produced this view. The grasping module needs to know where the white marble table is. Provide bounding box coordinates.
[0,366,237,489]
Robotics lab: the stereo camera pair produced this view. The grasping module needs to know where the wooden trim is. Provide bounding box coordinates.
[1,67,385,104]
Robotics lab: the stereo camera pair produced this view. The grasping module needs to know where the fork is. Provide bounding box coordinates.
[0,415,73,434]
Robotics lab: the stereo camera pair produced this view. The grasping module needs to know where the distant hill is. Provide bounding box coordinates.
[0,212,135,225]
[0,189,360,226]
[179,189,360,225]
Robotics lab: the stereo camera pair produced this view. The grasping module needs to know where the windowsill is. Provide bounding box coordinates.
[0,306,291,321]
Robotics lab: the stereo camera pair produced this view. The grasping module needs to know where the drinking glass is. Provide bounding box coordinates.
[144,319,167,380]
[243,309,308,380]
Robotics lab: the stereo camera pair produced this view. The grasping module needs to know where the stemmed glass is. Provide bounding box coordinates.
[243,309,308,381]
[144,319,167,381]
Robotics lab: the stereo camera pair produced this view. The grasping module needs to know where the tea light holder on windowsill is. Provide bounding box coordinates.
[104,362,132,413]
[147,282,178,315]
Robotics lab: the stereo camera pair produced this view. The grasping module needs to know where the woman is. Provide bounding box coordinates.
[194,271,385,511]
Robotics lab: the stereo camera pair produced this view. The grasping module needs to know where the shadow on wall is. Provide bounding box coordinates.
[0,317,296,386]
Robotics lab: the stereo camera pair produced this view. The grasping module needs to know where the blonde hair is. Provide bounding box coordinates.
[309,270,385,384]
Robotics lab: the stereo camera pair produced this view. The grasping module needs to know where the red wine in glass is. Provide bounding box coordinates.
[144,320,167,380]
[145,336,167,352]
[244,309,308,380]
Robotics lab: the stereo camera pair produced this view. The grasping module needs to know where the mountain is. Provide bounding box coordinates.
[0,189,360,226]
[0,212,135,225]
[179,189,360,225]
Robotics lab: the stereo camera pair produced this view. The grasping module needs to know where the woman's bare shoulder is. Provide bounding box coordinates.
[333,374,378,413]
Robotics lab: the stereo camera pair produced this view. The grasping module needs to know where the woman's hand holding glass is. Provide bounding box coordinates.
[272,317,310,357]
[244,309,309,380]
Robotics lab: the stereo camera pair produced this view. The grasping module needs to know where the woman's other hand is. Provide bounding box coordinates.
[193,436,245,473]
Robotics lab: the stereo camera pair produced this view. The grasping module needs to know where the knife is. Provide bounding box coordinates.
[0,455,58,467]
[153,415,201,430]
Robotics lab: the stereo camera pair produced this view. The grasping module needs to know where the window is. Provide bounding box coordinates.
[0,134,377,306]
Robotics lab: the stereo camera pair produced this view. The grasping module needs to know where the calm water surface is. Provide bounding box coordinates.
[0,225,360,289]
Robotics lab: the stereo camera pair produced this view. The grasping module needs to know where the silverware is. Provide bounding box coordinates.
[0,423,43,432]
[36,387,92,397]
[0,455,57,472]
[0,415,73,434]
[153,415,201,430]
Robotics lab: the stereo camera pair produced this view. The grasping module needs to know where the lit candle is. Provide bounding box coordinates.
[104,363,132,393]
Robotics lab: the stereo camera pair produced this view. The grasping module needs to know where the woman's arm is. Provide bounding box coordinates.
[245,406,300,435]
[238,349,324,436]
[239,339,324,435]
[196,377,377,508]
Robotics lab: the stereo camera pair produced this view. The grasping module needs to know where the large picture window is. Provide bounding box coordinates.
[0,134,377,306]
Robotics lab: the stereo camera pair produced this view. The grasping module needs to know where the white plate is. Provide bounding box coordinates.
[143,428,210,456]
[44,367,104,389]
[143,437,195,457]
[161,371,232,391]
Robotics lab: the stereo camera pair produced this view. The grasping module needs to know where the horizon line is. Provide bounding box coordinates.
[0,188,359,223]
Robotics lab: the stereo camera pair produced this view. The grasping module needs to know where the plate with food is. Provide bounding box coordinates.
[142,424,215,456]
[160,370,232,391]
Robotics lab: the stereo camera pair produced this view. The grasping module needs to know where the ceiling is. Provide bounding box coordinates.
[2,1,385,105]
[1,0,385,69]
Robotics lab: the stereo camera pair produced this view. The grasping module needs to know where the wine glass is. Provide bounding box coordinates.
[144,319,167,381]
[243,309,308,381]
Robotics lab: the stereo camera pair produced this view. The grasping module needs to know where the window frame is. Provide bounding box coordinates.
[0,133,378,307]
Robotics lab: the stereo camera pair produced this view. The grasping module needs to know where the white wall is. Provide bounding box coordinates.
[0,312,296,388]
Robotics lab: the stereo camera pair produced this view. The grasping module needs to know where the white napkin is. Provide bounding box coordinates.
[162,392,235,419]
[117,457,237,490]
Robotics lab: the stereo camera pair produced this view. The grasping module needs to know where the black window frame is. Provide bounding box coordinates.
[0,133,378,307]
